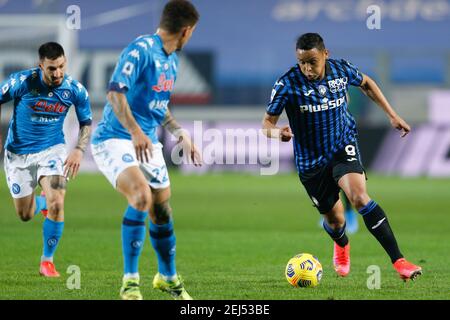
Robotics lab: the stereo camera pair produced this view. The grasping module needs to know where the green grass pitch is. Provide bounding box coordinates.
[0,172,449,300]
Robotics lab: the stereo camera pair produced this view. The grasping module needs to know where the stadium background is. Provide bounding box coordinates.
[0,0,449,300]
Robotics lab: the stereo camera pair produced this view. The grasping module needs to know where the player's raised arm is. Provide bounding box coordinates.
[107,91,152,163]
[162,109,202,166]
[358,73,411,137]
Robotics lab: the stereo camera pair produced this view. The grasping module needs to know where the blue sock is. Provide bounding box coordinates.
[122,205,147,275]
[149,220,176,278]
[34,196,47,216]
[42,218,64,260]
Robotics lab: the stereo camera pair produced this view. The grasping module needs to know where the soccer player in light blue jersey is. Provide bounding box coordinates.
[91,0,201,300]
[0,42,92,277]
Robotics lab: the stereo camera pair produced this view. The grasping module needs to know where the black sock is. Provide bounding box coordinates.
[358,200,403,263]
[322,220,349,248]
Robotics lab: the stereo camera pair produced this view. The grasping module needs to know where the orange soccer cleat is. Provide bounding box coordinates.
[393,258,422,281]
[40,191,48,218]
[333,242,350,277]
[39,261,60,277]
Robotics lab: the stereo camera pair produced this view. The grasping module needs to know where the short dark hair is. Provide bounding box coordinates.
[296,33,325,51]
[38,42,65,60]
[159,0,200,34]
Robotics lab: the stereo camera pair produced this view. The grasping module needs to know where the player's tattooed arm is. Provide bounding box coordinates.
[162,108,182,134]
[162,109,202,166]
[262,113,293,142]
[359,73,410,137]
[75,125,91,153]
[107,91,153,162]
[63,124,91,180]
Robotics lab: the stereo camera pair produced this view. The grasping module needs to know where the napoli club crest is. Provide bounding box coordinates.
[62,90,71,99]
[318,85,327,96]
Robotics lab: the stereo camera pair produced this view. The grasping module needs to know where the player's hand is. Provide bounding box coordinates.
[280,125,294,142]
[390,115,411,137]
[131,128,153,163]
[178,133,202,166]
[64,148,84,180]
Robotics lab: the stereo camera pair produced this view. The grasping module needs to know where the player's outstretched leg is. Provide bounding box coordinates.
[323,200,350,277]
[39,176,66,278]
[150,189,192,300]
[116,167,151,300]
[339,173,422,281]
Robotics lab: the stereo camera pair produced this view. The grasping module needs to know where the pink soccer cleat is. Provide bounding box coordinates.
[333,242,350,277]
[39,261,60,277]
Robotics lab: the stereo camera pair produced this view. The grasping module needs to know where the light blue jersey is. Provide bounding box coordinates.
[0,68,92,154]
[92,34,179,145]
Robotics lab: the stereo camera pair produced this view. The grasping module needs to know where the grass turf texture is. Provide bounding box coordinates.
[0,172,449,300]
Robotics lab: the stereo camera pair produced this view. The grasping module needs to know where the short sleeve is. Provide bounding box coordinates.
[108,42,149,93]
[266,79,289,116]
[74,82,92,126]
[341,59,363,87]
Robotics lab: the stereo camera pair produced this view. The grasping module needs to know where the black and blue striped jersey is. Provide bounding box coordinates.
[266,58,363,174]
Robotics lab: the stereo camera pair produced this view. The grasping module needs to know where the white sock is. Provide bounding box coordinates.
[41,256,53,263]
[123,273,139,281]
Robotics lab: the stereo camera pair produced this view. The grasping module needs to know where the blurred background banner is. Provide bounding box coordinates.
[0,0,449,176]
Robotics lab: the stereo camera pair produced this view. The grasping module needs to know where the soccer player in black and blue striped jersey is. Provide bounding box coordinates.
[262,33,422,281]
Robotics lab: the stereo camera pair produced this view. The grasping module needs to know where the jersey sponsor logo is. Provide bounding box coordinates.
[152,73,174,93]
[149,99,169,110]
[299,96,345,113]
[11,183,21,195]
[328,77,348,93]
[304,89,314,96]
[31,115,59,123]
[31,101,68,114]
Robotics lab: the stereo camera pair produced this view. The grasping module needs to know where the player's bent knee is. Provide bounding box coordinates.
[348,192,369,210]
[17,210,34,222]
[47,197,64,214]
[129,188,152,212]
[152,201,172,224]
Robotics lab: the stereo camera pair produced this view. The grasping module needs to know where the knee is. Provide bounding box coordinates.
[129,187,152,212]
[348,191,370,210]
[325,216,345,230]
[17,209,34,222]
[47,194,65,215]
[152,201,172,224]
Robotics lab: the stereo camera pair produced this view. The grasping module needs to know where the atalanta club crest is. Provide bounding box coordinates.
[318,85,327,96]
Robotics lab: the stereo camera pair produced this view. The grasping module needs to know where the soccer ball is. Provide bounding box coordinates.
[285,253,323,288]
